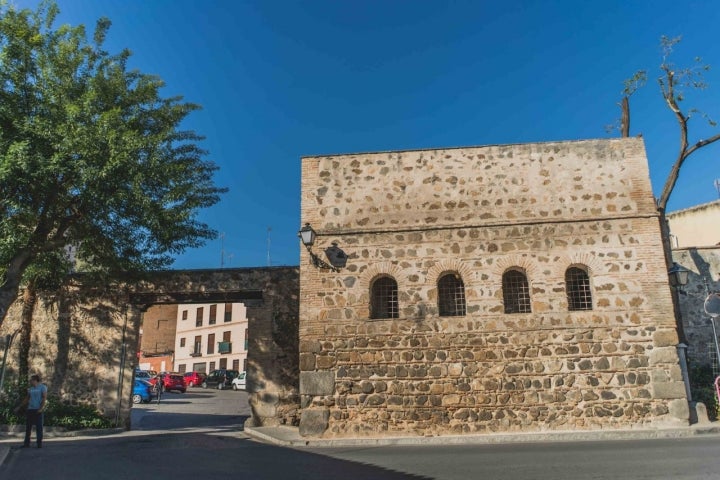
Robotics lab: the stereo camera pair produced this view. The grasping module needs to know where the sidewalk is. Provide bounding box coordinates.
[243,423,720,448]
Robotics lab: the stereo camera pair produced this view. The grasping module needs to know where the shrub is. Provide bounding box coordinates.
[688,362,719,421]
[0,381,113,430]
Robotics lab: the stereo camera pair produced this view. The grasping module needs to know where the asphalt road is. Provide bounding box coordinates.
[1,389,720,480]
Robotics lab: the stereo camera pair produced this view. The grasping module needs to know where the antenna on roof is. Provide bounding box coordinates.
[715,179,720,199]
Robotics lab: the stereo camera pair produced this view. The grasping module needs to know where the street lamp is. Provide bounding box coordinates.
[668,262,690,288]
[298,223,347,272]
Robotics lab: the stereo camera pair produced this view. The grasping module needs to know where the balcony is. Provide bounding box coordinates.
[190,350,202,357]
[218,341,232,354]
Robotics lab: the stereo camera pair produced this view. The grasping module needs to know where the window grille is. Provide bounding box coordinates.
[708,342,720,377]
[502,270,531,314]
[371,276,399,319]
[438,273,466,316]
[566,267,592,311]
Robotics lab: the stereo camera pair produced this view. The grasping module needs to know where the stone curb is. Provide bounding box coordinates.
[243,424,720,448]
[0,425,125,438]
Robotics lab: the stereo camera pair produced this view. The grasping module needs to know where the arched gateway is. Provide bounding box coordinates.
[2,266,299,430]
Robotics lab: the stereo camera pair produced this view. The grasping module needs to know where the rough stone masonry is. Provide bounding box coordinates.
[298,137,688,438]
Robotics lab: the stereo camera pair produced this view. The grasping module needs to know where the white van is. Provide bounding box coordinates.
[231,371,246,390]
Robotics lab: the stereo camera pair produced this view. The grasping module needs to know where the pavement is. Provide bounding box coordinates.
[0,421,719,467]
[242,422,720,448]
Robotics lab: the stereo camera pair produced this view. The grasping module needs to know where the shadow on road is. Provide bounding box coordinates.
[3,431,434,480]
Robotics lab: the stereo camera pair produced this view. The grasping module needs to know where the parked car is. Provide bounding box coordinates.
[148,373,186,393]
[202,369,239,390]
[231,371,247,390]
[132,379,154,404]
[183,371,207,388]
[134,370,157,381]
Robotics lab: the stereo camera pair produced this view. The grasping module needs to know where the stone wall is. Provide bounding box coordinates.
[1,267,300,429]
[672,247,720,368]
[298,138,688,437]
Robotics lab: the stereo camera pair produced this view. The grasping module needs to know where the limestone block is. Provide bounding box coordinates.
[668,398,690,422]
[652,329,678,347]
[299,408,329,436]
[652,381,687,399]
[649,347,680,365]
[300,371,335,396]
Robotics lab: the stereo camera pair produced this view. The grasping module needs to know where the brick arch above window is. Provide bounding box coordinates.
[358,262,407,290]
[493,255,540,279]
[557,253,603,276]
[426,259,474,286]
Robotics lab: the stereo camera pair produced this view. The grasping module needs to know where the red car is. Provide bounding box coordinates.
[149,373,186,393]
[183,371,206,388]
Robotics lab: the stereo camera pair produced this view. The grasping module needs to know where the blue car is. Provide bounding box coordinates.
[132,379,154,404]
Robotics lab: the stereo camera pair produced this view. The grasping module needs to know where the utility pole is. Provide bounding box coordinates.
[220,232,225,268]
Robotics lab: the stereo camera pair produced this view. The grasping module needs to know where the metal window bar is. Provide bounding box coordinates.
[438,274,466,316]
[503,270,531,314]
[708,342,720,378]
[371,277,399,319]
[566,267,593,311]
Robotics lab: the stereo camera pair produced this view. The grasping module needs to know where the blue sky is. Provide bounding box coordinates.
[15,0,720,269]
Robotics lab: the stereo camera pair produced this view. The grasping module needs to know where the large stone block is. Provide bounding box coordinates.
[299,408,329,437]
[652,381,687,399]
[300,371,335,396]
[649,347,680,365]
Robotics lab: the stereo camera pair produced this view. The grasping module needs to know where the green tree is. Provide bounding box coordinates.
[0,1,226,327]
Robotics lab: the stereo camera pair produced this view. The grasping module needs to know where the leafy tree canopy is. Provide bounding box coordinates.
[0,1,226,321]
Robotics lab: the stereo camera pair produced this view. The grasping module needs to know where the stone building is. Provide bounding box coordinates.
[298,137,688,438]
[174,302,249,374]
[667,200,720,249]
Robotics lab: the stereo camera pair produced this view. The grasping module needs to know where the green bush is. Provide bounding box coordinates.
[688,362,720,421]
[0,381,113,430]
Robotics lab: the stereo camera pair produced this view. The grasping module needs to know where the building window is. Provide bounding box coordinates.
[219,358,227,369]
[209,304,217,325]
[566,266,593,311]
[180,338,186,347]
[502,269,531,314]
[192,336,202,356]
[207,333,215,355]
[438,273,466,316]
[243,358,247,372]
[181,310,188,321]
[178,364,186,373]
[196,307,204,327]
[244,328,249,351]
[193,362,206,373]
[370,276,399,319]
[232,359,240,371]
[224,303,232,322]
[209,361,216,371]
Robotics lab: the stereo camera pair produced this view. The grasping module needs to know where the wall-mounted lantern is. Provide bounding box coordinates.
[298,223,347,272]
[668,262,690,289]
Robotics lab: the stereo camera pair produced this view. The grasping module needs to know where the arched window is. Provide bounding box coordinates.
[566,266,592,311]
[502,269,531,314]
[371,276,399,319]
[438,273,466,316]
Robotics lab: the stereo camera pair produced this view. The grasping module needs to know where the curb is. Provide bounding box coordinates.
[243,424,720,448]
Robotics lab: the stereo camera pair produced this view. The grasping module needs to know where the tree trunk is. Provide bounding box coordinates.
[620,96,630,138]
[0,250,34,329]
[18,281,37,381]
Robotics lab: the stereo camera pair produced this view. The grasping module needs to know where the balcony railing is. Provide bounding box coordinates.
[218,341,232,354]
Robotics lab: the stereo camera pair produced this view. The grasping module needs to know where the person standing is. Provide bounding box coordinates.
[15,374,47,448]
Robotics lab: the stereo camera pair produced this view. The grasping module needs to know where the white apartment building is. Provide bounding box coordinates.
[174,302,249,374]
